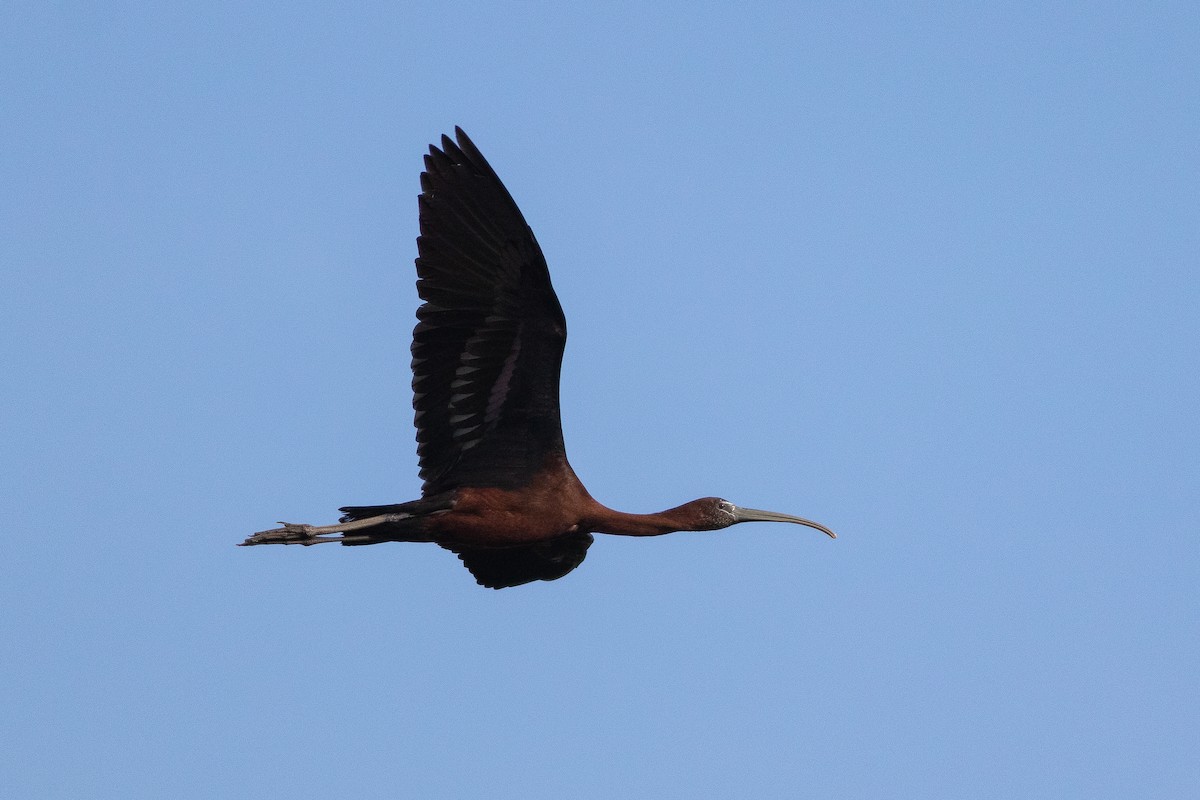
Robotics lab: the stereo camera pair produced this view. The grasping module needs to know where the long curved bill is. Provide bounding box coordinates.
[732,506,837,538]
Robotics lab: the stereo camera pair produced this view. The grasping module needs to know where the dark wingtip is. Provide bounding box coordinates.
[454,126,476,152]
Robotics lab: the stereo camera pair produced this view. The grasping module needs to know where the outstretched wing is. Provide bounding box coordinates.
[413,128,568,495]
[442,533,594,589]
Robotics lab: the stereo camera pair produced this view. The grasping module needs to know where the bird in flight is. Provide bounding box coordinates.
[240,128,835,588]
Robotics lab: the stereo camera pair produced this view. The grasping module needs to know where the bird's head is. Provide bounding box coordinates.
[685,497,837,537]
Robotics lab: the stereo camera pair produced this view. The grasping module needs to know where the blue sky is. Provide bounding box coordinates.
[2,2,1197,797]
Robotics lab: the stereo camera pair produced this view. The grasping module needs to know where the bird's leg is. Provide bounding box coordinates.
[238,514,398,547]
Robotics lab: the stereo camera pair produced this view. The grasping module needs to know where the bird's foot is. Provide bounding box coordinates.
[239,521,342,546]
[238,514,400,547]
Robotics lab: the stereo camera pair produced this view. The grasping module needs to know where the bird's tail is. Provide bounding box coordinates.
[330,492,456,545]
[338,492,454,523]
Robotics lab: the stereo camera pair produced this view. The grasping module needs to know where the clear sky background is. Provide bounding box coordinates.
[3,2,1197,798]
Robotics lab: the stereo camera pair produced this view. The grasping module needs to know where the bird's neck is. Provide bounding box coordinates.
[586,503,697,537]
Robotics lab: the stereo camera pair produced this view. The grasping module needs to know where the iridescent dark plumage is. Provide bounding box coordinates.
[241,128,835,588]
[410,131,568,495]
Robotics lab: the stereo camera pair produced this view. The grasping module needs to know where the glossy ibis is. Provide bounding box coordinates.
[240,127,836,588]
